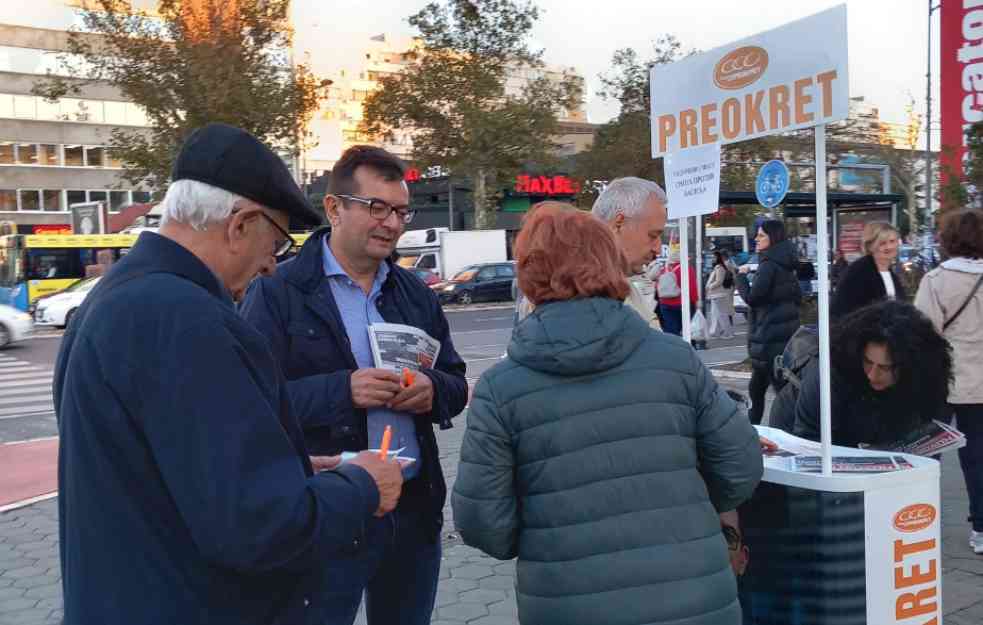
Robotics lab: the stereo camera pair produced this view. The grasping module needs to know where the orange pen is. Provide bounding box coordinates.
[401,367,416,388]
[378,425,393,460]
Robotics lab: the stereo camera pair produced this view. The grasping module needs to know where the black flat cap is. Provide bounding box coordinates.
[171,123,322,228]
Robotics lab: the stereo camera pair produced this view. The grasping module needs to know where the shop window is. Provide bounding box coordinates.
[15,144,38,165]
[88,190,108,205]
[110,190,129,211]
[64,145,84,166]
[43,190,62,211]
[105,149,124,168]
[66,189,86,206]
[0,190,16,211]
[0,142,13,164]
[19,189,41,211]
[38,144,59,165]
[85,146,105,167]
[132,191,151,204]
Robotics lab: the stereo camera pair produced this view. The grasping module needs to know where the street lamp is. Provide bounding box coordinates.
[926,1,941,232]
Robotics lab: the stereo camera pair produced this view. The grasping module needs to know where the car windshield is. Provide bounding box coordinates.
[451,267,478,281]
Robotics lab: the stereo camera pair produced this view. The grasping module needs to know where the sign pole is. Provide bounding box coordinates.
[680,217,691,342]
[815,124,833,476]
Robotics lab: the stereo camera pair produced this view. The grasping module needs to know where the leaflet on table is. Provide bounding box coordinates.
[792,455,914,473]
[864,419,966,457]
[367,323,441,372]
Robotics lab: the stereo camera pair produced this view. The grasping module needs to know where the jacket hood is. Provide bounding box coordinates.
[762,239,797,270]
[941,257,983,274]
[507,297,649,376]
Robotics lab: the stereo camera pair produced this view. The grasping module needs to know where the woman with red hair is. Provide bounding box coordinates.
[452,202,763,625]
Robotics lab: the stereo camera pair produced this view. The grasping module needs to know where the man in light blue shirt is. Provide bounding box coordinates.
[321,238,421,479]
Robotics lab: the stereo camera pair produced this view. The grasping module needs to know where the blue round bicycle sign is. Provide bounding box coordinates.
[755,160,790,209]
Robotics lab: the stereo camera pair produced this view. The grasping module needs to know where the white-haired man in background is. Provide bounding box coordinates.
[53,124,403,625]
[591,176,669,329]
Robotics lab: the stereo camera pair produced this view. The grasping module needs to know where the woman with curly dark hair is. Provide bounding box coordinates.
[916,207,983,553]
[791,300,952,449]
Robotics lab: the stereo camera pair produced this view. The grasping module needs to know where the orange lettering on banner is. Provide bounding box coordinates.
[658,115,677,153]
[769,85,791,129]
[794,77,814,124]
[896,587,937,619]
[680,109,699,148]
[894,538,936,562]
[701,103,719,144]
[745,91,766,134]
[721,98,741,139]
[894,560,937,589]
[816,70,838,117]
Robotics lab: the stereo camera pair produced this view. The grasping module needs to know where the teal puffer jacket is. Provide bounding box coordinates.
[452,297,763,625]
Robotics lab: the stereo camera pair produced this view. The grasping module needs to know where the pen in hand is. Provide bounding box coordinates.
[379,425,393,460]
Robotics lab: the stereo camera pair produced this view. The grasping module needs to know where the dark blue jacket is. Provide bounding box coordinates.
[239,228,468,539]
[54,232,381,625]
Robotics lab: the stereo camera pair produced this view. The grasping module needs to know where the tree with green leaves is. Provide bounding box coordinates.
[33,0,327,194]
[359,0,582,229]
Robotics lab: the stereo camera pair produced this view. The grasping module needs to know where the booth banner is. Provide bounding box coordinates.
[864,482,941,625]
[650,4,848,157]
[940,1,981,181]
[664,142,722,219]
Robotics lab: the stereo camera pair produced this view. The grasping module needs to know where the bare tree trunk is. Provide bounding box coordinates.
[473,168,496,230]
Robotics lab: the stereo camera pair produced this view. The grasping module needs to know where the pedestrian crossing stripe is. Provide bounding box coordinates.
[0,357,56,419]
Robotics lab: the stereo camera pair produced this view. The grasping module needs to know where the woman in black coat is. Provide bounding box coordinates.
[735,220,801,424]
[832,222,906,319]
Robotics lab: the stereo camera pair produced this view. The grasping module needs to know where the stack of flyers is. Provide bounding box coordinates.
[875,420,966,457]
[793,455,913,473]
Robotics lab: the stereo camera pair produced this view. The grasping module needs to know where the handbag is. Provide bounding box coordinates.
[943,274,983,331]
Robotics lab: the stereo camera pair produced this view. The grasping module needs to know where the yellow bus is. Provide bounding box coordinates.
[0,234,138,311]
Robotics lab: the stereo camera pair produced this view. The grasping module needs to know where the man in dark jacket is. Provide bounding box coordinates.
[735,220,801,424]
[54,124,403,625]
[240,145,467,625]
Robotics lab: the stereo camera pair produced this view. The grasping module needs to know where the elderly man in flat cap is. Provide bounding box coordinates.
[53,124,403,625]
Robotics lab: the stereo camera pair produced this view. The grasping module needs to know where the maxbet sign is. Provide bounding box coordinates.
[650,5,849,157]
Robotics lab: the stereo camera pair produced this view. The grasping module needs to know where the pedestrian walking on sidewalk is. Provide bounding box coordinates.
[240,145,468,625]
[452,203,763,625]
[706,251,736,339]
[832,221,906,319]
[735,220,800,424]
[915,207,983,554]
[53,124,403,625]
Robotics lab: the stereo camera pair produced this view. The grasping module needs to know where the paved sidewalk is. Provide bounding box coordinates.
[2,376,982,624]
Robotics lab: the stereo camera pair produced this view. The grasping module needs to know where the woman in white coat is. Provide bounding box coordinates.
[706,251,736,339]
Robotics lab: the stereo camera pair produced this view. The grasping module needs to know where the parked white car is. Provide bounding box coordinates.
[33,276,101,328]
[0,304,34,348]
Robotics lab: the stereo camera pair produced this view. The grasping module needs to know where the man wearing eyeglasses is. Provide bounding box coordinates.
[53,124,405,624]
[240,144,468,625]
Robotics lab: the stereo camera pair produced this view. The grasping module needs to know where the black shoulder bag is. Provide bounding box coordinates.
[944,274,983,332]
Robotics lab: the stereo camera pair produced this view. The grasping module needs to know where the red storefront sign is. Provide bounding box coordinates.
[939,2,983,181]
[514,174,581,196]
[404,168,422,182]
[33,225,72,235]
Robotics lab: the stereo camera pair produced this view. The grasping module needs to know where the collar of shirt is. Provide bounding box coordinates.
[321,237,390,295]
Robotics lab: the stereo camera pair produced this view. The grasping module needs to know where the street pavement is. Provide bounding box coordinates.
[2,307,982,624]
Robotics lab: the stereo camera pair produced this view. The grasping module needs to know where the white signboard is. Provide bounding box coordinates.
[664,143,721,219]
[865,482,942,625]
[650,4,849,157]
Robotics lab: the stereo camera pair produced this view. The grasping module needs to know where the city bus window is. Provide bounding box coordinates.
[25,249,83,281]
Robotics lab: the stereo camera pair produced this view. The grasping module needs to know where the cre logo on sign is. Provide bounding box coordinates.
[714,46,770,90]
[893,504,937,533]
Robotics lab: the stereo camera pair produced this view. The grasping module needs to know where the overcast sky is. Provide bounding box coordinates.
[294,0,940,141]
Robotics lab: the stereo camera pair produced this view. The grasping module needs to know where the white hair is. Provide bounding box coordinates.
[591,177,667,224]
[159,179,246,231]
